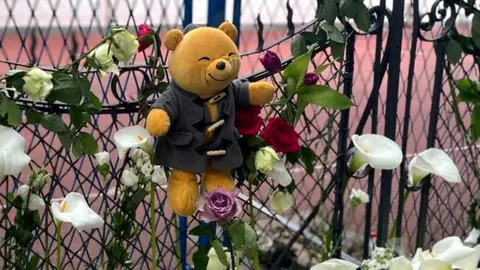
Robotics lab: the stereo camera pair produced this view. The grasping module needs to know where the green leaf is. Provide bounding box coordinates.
[456,78,479,103]
[193,245,211,270]
[226,220,258,258]
[85,92,102,112]
[472,104,480,141]
[321,23,344,43]
[298,85,353,109]
[139,82,169,101]
[246,152,256,172]
[69,106,90,128]
[330,41,345,62]
[281,102,295,123]
[286,150,301,163]
[211,239,229,266]
[283,50,312,90]
[295,97,308,122]
[189,223,215,237]
[322,0,338,24]
[72,132,98,157]
[285,76,297,98]
[132,188,147,205]
[300,146,316,174]
[57,130,72,149]
[354,2,371,32]
[5,70,26,90]
[40,114,67,133]
[300,32,320,45]
[25,109,43,124]
[291,35,308,58]
[315,63,331,74]
[26,254,40,270]
[446,39,463,64]
[472,13,480,35]
[246,136,266,149]
[0,96,22,126]
[341,0,357,18]
[47,72,84,105]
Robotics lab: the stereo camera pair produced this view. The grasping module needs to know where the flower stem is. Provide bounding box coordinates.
[388,190,411,240]
[56,222,62,270]
[63,34,113,71]
[150,182,157,270]
[45,205,50,270]
[248,180,261,270]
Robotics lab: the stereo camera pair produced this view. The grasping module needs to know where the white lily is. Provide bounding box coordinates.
[350,134,403,173]
[310,258,358,270]
[390,256,413,270]
[465,228,480,246]
[0,125,31,176]
[408,148,461,187]
[269,190,293,214]
[113,125,152,159]
[51,192,104,231]
[411,237,477,270]
[418,259,453,270]
[454,244,480,270]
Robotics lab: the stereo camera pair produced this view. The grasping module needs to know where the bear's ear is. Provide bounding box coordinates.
[218,21,238,41]
[164,29,183,51]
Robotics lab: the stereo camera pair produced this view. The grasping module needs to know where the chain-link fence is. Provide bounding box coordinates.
[0,0,479,269]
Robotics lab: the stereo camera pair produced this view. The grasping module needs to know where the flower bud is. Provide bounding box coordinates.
[269,190,292,214]
[141,163,153,176]
[94,151,110,166]
[121,169,139,187]
[349,188,369,208]
[151,166,167,185]
[22,68,53,102]
[17,184,30,198]
[88,43,119,77]
[110,28,140,64]
[255,146,280,173]
[137,24,155,52]
[259,51,282,73]
[303,72,319,85]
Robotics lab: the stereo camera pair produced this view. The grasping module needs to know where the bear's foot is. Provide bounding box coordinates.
[167,169,199,216]
[202,168,234,193]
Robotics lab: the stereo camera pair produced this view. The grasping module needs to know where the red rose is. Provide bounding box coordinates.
[235,106,263,136]
[137,24,155,52]
[260,117,300,153]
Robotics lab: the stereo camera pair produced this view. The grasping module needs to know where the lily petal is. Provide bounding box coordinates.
[351,134,403,170]
[390,256,413,270]
[418,259,452,270]
[310,259,358,270]
[51,192,104,231]
[433,237,475,265]
[453,244,480,270]
[113,125,151,159]
[409,148,461,185]
[0,125,26,151]
[266,160,292,186]
[465,228,480,246]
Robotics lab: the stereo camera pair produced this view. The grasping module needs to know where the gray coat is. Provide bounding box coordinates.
[151,79,250,173]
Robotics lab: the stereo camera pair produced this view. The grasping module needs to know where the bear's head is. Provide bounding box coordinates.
[164,22,240,99]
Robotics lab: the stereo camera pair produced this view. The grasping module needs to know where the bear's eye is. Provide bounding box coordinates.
[198,57,210,62]
[228,53,236,57]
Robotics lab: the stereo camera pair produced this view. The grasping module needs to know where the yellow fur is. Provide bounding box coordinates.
[146,21,275,216]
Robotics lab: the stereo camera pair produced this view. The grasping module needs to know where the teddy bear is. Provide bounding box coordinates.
[146,21,275,216]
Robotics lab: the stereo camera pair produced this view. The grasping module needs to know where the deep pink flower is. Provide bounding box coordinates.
[137,24,155,52]
[303,72,319,85]
[259,51,282,73]
[197,188,241,225]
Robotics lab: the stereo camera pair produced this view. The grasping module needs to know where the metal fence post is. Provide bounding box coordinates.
[232,0,242,46]
[415,40,446,249]
[376,0,405,247]
[207,0,226,27]
[183,0,193,27]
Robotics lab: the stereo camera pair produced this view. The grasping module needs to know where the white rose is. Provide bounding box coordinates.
[26,193,45,211]
[110,29,139,64]
[94,151,110,166]
[121,169,139,187]
[135,159,144,170]
[349,188,369,207]
[22,68,53,102]
[255,146,280,173]
[141,163,153,176]
[17,184,30,198]
[269,190,293,214]
[151,166,167,185]
[88,43,119,77]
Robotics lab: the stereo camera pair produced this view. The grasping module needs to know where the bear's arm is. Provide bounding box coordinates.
[231,79,275,107]
[146,88,179,136]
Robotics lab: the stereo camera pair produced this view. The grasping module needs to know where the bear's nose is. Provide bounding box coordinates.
[216,61,226,70]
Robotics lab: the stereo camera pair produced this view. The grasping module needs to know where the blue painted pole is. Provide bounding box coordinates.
[232,0,242,46]
[183,0,193,28]
[207,0,226,27]
[179,216,188,269]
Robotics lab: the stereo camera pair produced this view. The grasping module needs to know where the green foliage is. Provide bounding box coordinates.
[212,239,229,266]
[455,78,480,141]
[0,94,22,126]
[446,39,463,64]
[5,70,27,89]
[193,245,211,270]
[291,35,308,58]
[283,50,313,90]
[226,220,258,258]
